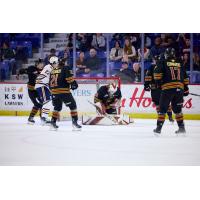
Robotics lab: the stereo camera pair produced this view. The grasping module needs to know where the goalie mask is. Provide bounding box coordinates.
[108,83,117,95]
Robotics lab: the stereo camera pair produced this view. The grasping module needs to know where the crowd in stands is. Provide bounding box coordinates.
[1,33,200,83]
[0,33,54,80]
[109,33,200,83]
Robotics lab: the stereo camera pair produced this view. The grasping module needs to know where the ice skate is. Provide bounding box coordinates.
[168,116,174,123]
[153,126,162,136]
[50,121,59,131]
[72,119,82,131]
[41,117,51,126]
[175,126,186,135]
[27,116,35,125]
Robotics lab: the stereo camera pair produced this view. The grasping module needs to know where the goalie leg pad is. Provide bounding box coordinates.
[82,114,133,125]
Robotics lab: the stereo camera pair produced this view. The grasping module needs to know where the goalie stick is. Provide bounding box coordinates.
[87,100,119,124]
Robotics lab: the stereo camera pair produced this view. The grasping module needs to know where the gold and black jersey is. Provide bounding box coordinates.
[153,58,189,90]
[94,85,122,109]
[19,65,40,91]
[144,64,157,90]
[49,66,74,95]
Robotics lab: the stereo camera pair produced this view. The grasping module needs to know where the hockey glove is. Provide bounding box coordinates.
[183,85,189,96]
[70,80,78,90]
[144,84,151,91]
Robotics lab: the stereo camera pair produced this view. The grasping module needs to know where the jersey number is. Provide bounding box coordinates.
[169,67,181,80]
[50,74,58,87]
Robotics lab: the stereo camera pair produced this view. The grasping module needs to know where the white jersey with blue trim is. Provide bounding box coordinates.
[35,64,53,88]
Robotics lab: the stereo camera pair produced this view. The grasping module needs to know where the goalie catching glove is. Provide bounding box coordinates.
[144,84,151,91]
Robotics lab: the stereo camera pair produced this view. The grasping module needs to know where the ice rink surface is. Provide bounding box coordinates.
[0,116,200,166]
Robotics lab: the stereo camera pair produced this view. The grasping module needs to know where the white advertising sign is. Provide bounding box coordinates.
[0,83,199,114]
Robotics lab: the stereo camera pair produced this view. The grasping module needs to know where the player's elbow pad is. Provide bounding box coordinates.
[70,80,78,90]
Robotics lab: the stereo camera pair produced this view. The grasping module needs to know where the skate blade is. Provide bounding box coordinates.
[72,127,82,131]
[154,132,161,137]
[175,133,186,137]
[27,121,34,125]
[41,122,51,126]
[49,127,58,131]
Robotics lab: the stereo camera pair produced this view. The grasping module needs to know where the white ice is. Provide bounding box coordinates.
[0,116,200,165]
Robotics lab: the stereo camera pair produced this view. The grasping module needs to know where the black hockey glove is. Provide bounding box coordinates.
[70,80,78,90]
[144,84,151,91]
[183,85,189,96]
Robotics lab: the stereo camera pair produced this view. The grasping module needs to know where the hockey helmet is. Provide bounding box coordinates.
[164,48,176,59]
[49,56,59,64]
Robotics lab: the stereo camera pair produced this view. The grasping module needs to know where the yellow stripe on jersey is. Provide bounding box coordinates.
[27,84,35,91]
[65,77,74,83]
[51,88,70,94]
[161,82,184,90]
[144,76,152,82]
[154,73,163,80]
[94,97,101,103]
[184,78,189,85]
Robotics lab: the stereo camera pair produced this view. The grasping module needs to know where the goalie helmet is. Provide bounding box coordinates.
[108,82,117,95]
[49,56,59,64]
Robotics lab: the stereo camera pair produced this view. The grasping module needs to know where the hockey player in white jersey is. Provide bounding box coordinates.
[35,56,59,124]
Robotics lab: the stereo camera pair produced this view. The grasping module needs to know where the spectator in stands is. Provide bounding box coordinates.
[176,33,186,48]
[193,52,200,71]
[128,33,141,49]
[133,46,151,76]
[67,34,73,54]
[138,46,151,61]
[61,48,72,67]
[0,41,16,76]
[123,38,136,62]
[0,42,15,61]
[14,45,28,75]
[145,35,152,48]
[110,33,123,48]
[76,51,87,75]
[44,48,56,64]
[150,37,165,58]
[91,33,106,51]
[76,33,91,52]
[109,41,123,62]
[115,54,135,83]
[182,53,190,71]
[58,47,70,57]
[84,48,101,74]
[182,38,190,54]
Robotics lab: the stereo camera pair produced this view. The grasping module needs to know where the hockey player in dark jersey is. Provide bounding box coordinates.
[19,59,44,124]
[153,48,189,135]
[94,82,122,115]
[49,58,82,131]
[144,55,174,122]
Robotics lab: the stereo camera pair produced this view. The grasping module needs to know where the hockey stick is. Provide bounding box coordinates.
[189,93,200,97]
[87,100,119,124]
